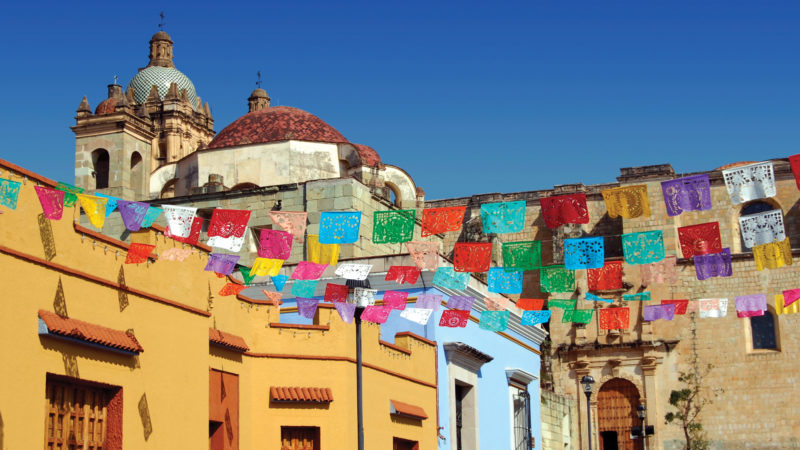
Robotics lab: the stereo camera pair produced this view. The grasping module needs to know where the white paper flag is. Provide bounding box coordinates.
[722,162,776,204]
[349,288,377,307]
[163,205,197,238]
[207,227,247,252]
[698,298,728,318]
[739,209,785,248]
[335,263,373,280]
[400,307,434,325]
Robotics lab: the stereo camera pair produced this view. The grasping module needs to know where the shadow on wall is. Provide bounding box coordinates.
[786,199,800,249]
[0,410,4,450]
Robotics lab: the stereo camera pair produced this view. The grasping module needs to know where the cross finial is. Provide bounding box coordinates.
[256,71,262,89]
[158,11,166,31]
[113,75,119,85]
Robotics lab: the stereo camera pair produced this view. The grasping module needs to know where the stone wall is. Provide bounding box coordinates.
[541,390,576,450]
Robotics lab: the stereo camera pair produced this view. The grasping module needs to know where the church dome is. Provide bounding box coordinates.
[208,106,349,149]
[95,97,118,115]
[128,66,198,108]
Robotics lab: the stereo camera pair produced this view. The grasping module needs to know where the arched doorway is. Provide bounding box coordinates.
[597,378,642,450]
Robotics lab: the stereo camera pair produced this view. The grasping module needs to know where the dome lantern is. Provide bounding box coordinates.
[148,31,175,68]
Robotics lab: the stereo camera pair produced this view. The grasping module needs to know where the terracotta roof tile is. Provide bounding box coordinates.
[351,143,384,168]
[270,386,333,403]
[209,328,249,352]
[95,98,118,115]
[390,399,428,420]
[38,310,143,353]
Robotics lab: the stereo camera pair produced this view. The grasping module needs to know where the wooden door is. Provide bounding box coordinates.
[45,380,109,450]
[281,427,320,450]
[597,378,642,450]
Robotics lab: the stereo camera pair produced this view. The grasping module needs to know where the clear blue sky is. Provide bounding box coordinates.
[1,1,798,199]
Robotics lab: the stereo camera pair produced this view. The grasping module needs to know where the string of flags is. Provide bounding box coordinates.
[2,157,800,332]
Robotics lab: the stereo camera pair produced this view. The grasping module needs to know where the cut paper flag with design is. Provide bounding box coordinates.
[521,310,551,326]
[261,290,282,307]
[76,194,108,229]
[205,253,240,275]
[564,237,604,270]
[361,305,391,324]
[385,266,421,285]
[782,288,800,308]
[446,296,475,311]
[0,178,21,210]
[307,234,340,266]
[453,242,493,272]
[722,161,776,204]
[644,304,675,322]
[140,207,162,228]
[163,205,197,238]
[685,300,699,314]
[291,261,328,280]
[207,228,248,252]
[373,209,415,244]
[421,206,466,237]
[291,280,319,298]
[335,302,356,324]
[586,293,613,303]
[259,229,294,260]
[34,186,65,220]
[640,256,678,286]
[117,200,150,232]
[479,310,510,331]
[208,209,251,239]
[774,294,800,316]
[678,222,722,258]
[791,154,800,190]
[319,211,361,244]
[739,209,785,248]
[219,283,246,297]
[623,292,651,302]
[335,263,372,280]
[93,193,118,217]
[540,265,575,293]
[417,294,443,311]
[601,185,650,219]
[250,258,283,277]
[562,309,594,324]
[485,297,511,311]
[125,243,155,264]
[735,294,767,317]
[160,248,192,262]
[661,300,689,315]
[55,182,84,207]
[297,298,319,319]
[599,307,630,330]
[480,200,526,234]
[753,238,792,271]
[698,298,728,318]
[516,298,545,310]
[736,309,764,318]
[324,283,349,303]
[269,211,307,243]
[661,174,712,216]
[547,299,577,310]
[405,241,440,271]
[622,230,665,265]
[488,268,523,294]
[433,267,469,290]
[400,307,433,325]
[351,288,377,307]
[166,216,202,246]
[539,193,589,228]
[239,266,256,285]
[502,240,541,272]
[694,249,732,280]
[588,261,623,291]
[383,291,408,310]
[440,310,470,328]
[271,274,288,292]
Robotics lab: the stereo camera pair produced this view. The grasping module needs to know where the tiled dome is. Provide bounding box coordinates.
[208,106,349,149]
[95,97,118,115]
[128,66,198,108]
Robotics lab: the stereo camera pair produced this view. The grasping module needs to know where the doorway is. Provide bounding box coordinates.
[597,378,642,450]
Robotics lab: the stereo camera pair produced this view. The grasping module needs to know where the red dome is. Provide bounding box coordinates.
[208,106,349,149]
[95,97,118,115]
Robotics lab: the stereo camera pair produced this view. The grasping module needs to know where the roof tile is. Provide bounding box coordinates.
[270,386,333,403]
[209,328,249,352]
[390,399,428,420]
[38,310,143,353]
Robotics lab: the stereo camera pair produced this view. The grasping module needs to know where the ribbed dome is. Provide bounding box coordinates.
[128,66,198,108]
[95,97,118,115]
[208,106,349,149]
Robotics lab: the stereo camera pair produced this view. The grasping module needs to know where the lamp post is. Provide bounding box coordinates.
[580,375,595,450]
[637,404,647,450]
[347,279,371,450]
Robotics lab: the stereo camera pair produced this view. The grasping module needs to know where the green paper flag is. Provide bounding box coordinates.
[547,299,577,310]
[562,309,594,324]
[373,210,416,244]
[623,292,651,302]
[55,182,85,207]
[239,266,256,285]
[540,265,575,293]
[502,240,542,272]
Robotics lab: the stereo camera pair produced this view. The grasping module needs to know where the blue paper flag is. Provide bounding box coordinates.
[622,230,665,265]
[319,212,361,244]
[480,200,526,234]
[433,267,470,290]
[140,207,163,228]
[479,310,511,331]
[94,193,119,217]
[291,279,319,298]
[521,310,551,325]
[585,292,613,303]
[0,178,22,210]
[271,274,288,291]
[623,292,651,302]
[564,237,605,270]
[488,267,523,294]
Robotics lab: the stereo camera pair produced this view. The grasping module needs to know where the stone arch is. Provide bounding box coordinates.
[382,165,417,209]
[91,149,110,189]
[160,179,179,199]
[230,182,259,191]
[130,152,144,197]
[598,373,644,398]
[733,198,782,252]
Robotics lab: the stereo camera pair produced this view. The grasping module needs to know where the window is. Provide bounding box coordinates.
[444,342,493,450]
[130,152,144,195]
[739,201,777,252]
[45,375,122,450]
[511,384,532,450]
[393,437,419,450]
[751,311,778,350]
[91,149,109,189]
[281,426,319,450]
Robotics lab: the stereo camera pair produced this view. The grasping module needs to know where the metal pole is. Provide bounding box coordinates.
[355,306,365,450]
[641,417,647,450]
[585,392,592,450]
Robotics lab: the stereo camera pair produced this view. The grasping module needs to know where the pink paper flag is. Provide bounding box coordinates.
[383,291,409,310]
[405,241,440,271]
[485,297,511,311]
[259,229,294,260]
[291,261,328,280]
[737,310,765,318]
[361,305,391,324]
[261,290,283,307]
[783,288,800,307]
[34,186,65,220]
[269,211,308,243]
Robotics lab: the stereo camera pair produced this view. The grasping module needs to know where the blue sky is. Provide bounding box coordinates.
[1,1,798,199]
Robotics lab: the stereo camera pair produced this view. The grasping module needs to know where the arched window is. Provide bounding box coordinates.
[230,183,259,191]
[739,200,777,252]
[160,179,178,199]
[91,149,110,189]
[750,310,779,351]
[385,182,401,207]
[130,152,143,195]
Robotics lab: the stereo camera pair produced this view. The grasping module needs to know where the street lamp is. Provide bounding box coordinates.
[347,279,371,450]
[580,375,595,450]
[637,404,647,450]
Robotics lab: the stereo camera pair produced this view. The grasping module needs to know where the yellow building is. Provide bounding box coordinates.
[0,158,437,449]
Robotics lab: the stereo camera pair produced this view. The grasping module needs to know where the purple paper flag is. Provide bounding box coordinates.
[446,296,475,311]
[204,253,240,275]
[335,302,356,323]
[644,303,676,321]
[734,294,767,313]
[297,298,319,319]
[383,291,409,310]
[661,174,712,216]
[417,294,443,311]
[694,249,732,280]
[117,200,150,232]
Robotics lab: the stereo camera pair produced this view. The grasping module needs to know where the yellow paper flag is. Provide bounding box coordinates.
[250,258,283,277]
[753,238,792,271]
[77,194,108,229]
[775,294,800,315]
[601,185,650,219]
[307,234,340,266]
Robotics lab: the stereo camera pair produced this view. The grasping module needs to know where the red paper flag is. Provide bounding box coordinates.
[219,283,246,296]
[166,216,203,245]
[599,307,630,330]
[324,283,349,303]
[678,222,721,258]
[421,206,466,237]
[661,299,689,315]
[385,266,422,285]
[453,242,493,272]
[125,243,155,264]
[208,209,251,238]
[790,154,800,191]
[587,261,623,291]
[439,310,470,328]
[540,193,590,229]
[516,299,545,310]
